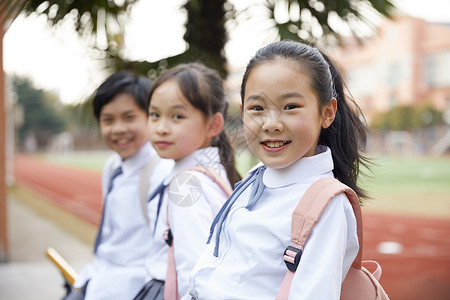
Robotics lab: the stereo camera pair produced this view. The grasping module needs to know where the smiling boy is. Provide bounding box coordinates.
[64,71,173,300]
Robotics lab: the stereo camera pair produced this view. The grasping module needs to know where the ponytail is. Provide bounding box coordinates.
[319,52,371,200]
[214,131,242,186]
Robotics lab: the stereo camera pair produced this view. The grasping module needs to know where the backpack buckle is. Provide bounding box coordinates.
[164,229,173,246]
[284,245,303,272]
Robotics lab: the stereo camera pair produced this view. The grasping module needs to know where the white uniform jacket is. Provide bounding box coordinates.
[190,146,359,300]
[75,142,174,300]
[144,147,231,300]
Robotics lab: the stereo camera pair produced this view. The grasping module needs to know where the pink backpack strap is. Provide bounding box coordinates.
[276,177,363,299]
[188,166,233,197]
[164,166,232,300]
[165,243,181,300]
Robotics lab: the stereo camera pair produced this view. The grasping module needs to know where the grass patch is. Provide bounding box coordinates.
[39,151,113,172]
[360,155,450,195]
[359,155,450,218]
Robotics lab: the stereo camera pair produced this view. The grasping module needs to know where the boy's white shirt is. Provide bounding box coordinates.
[74,142,174,300]
[144,147,230,300]
[189,146,359,300]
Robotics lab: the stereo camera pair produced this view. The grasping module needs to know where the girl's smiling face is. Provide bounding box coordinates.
[243,59,336,169]
[148,80,212,160]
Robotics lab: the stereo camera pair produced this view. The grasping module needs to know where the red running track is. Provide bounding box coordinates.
[14,154,450,299]
[15,154,103,225]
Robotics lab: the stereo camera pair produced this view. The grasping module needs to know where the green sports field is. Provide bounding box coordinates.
[38,151,113,172]
[39,151,450,219]
[358,155,450,218]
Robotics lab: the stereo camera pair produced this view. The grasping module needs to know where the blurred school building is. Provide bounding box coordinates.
[330,16,450,155]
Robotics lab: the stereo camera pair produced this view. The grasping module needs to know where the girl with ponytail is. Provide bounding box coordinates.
[190,40,372,299]
[134,62,240,300]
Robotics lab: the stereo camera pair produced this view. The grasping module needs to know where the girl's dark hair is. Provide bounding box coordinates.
[149,62,242,186]
[241,40,371,200]
[93,71,152,121]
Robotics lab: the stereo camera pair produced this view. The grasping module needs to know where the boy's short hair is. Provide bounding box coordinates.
[92,71,152,121]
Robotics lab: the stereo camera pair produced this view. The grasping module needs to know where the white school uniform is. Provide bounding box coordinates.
[190,146,359,300]
[144,147,230,300]
[74,142,174,300]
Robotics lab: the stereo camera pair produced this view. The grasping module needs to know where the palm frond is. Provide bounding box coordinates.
[0,0,137,42]
[263,0,401,46]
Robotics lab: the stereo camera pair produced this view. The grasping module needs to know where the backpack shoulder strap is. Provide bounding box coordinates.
[276,177,363,300]
[188,166,233,197]
[139,155,161,225]
[291,177,363,267]
[164,166,232,300]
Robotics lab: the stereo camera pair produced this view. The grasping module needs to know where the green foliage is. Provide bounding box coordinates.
[99,0,232,78]
[1,0,399,81]
[417,103,443,126]
[13,76,66,148]
[263,0,399,46]
[370,104,444,131]
[102,0,399,78]
[1,0,137,47]
[64,96,99,133]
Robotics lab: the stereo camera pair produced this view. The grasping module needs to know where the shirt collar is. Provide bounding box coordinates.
[116,142,158,176]
[263,145,334,188]
[164,147,221,184]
